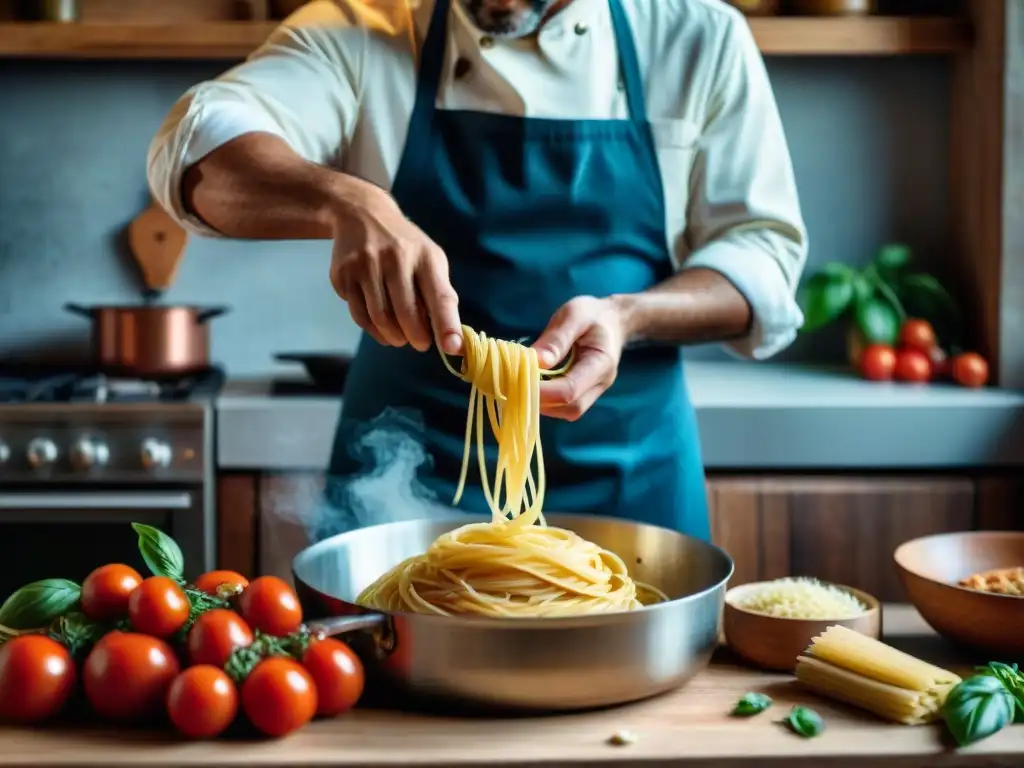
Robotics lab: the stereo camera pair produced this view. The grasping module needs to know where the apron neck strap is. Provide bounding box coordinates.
[413,0,649,124]
[606,0,647,122]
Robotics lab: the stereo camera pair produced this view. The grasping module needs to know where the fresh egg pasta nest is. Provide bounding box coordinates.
[355,326,666,618]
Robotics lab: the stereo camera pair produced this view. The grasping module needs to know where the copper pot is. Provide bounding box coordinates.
[65,303,228,377]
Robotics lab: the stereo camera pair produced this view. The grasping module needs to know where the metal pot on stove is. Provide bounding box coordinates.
[64,303,229,378]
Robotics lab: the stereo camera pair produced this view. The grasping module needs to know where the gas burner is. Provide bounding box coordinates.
[0,367,225,404]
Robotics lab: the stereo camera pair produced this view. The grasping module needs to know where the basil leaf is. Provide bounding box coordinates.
[0,579,81,630]
[132,523,185,582]
[732,692,773,717]
[875,243,912,273]
[852,273,874,304]
[944,674,1015,747]
[784,706,825,738]
[799,265,855,332]
[854,297,900,345]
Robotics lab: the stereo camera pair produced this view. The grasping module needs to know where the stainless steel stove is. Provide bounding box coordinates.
[0,368,222,599]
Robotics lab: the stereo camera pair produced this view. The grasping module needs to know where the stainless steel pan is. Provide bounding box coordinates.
[292,514,733,712]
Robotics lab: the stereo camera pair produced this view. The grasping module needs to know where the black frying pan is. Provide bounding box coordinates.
[275,353,353,391]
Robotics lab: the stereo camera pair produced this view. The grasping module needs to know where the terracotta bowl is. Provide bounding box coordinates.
[723,582,881,672]
[894,531,1024,657]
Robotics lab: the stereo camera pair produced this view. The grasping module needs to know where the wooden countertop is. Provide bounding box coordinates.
[1,607,1020,768]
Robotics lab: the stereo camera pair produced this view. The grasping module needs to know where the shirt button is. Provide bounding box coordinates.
[454,57,473,79]
[480,35,495,49]
[574,21,589,35]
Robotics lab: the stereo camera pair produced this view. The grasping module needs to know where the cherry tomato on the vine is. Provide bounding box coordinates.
[302,638,365,717]
[128,576,191,638]
[241,657,317,738]
[894,349,932,384]
[898,318,937,356]
[166,665,239,740]
[952,352,990,389]
[188,609,254,668]
[859,344,897,382]
[238,576,303,637]
[83,632,180,722]
[81,563,143,621]
[0,635,76,724]
[193,570,249,597]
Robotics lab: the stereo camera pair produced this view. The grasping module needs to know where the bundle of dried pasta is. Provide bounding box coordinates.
[794,625,962,725]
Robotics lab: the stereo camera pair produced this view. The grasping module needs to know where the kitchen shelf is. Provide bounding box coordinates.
[0,16,971,60]
[0,22,278,59]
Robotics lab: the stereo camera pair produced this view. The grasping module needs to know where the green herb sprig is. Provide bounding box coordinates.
[944,662,1024,747]
[798,243,963,350]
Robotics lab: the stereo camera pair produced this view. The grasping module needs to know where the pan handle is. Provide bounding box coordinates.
[197,306,230,323]
[307,612,394,653]
[64,303,95,319]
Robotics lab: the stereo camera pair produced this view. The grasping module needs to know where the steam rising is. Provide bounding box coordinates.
[275,408,463,543]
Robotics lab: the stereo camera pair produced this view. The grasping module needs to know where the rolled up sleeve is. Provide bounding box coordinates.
[683,14,808,360]
[147,6,362,235]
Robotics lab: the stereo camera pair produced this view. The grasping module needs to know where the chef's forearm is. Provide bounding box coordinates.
[613,268,753,346]
[181,132,375,240]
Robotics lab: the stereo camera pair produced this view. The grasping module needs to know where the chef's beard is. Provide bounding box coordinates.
[456,0,561,39]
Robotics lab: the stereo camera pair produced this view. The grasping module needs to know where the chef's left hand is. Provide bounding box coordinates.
[533,296,628,421]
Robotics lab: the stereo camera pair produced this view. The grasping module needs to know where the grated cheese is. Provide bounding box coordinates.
[730,578,867,620]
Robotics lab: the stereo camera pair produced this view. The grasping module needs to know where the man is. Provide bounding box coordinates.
[148,0,807,540]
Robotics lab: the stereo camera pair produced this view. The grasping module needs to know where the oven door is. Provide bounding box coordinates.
[0,488,210,603]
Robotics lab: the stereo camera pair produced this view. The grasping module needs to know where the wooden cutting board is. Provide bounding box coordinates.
[0,608,1019,767]
[127,203,188,295]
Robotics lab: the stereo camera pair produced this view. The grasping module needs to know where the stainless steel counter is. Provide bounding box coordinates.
[217,362,1024,471]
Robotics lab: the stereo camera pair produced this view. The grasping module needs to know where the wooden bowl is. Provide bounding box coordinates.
[723,582,881,672]
[894,531,1024,656]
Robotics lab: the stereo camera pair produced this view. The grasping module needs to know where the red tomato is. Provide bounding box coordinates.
[302,638,365,717]
[241,657,317,738]
[894,349,932,384]
[0,635,76,724]
[193,570,249,597]
[188,609,254,668]
[898,319,937,355]
[83,632,180,722]
[128,576,191,638]
[166,665,239,740]
[237,576,303,637]
[859,344,897,382]
[81,564,143,621]
[952,352,990,389]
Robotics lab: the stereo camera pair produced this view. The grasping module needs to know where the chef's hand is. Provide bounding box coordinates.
[329,183,463,355]
[532,296,628,421]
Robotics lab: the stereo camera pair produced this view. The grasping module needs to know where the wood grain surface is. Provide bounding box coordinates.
[0,607,1021,767]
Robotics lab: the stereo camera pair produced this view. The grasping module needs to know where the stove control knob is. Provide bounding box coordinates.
[140,438,173,470]
[70,437,110,471]
[0,440,10,466]
[26,437,59,470]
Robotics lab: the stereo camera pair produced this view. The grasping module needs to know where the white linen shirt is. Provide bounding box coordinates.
[148,0,808,359]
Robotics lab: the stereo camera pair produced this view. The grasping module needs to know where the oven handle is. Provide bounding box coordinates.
[0,492,194,511]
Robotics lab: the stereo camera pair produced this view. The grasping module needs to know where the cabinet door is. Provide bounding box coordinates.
[217,473,259,577]
[708,476,975,601]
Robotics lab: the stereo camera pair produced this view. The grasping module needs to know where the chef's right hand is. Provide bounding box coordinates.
[330,183,463,355]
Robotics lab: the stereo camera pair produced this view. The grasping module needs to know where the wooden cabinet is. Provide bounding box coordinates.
[217,472,1021,600]
[216,472,323,585]
[708,476,975,601]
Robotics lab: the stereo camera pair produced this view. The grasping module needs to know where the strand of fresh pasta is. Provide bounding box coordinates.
[355,325,668,617]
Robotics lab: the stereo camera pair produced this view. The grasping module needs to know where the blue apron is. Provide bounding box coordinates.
[326,0,709,540]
